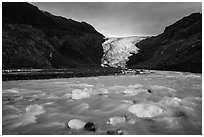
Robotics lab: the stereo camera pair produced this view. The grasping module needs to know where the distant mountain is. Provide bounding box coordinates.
[127,13,202,73]
[2,2,104,69]
[101,36,145,68]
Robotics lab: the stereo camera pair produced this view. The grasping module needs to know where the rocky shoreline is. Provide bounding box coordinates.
[2,68,154,81]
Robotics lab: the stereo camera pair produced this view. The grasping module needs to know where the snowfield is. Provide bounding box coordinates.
[2,70,202,135]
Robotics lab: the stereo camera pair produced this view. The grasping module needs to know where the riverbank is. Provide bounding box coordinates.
[2,67,123,81]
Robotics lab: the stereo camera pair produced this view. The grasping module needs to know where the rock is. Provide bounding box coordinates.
[147,89,152,93]
[133,100,137,104]
[68,119,86,130]
[106,130,117,135]
[124,114,136,124]
[124,114,132,121]
[107,116,126,126]
[128,104,163,118]
[84,122,96,132]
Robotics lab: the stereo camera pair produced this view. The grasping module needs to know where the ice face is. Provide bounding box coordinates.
[101,36,145,68]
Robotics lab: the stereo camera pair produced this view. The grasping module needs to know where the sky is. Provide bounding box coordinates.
[31,2,201,37]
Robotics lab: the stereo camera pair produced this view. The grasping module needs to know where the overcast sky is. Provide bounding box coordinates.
[31,2,201,37]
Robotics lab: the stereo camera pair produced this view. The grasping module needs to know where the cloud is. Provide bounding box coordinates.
[31,2,201,37]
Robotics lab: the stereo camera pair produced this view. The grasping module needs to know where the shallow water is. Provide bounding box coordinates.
[2,70,202,135]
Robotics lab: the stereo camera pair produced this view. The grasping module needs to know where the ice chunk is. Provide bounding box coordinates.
[128,84,143,89]
[3,88,19,93]
[159,97,182,107]
[128,104,163,118]
[68,119,86,129]
[71,89,90,100]
[26,104,45,115]
[150,85,176,92]
[107,116,126,126]
[12,104,45,127]
[122,89,147,95]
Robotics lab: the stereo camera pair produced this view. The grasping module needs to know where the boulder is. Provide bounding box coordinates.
[84,122,96,132]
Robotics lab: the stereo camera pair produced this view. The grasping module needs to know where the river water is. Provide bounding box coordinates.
[2,70,202,135]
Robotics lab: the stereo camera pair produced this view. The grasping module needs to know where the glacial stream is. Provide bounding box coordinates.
[2,70,202,135]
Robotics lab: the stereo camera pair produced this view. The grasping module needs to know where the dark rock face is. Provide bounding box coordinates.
[127,13,202,73]
[2,2,104,69]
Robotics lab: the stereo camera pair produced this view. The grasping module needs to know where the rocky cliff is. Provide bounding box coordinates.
[2,2,105,69]
[101,36,145,68]
[127,13,202,73]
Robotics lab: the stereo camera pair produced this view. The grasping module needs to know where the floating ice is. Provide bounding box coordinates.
[68,119,86,129]
[97,88,109,95]
[71,88,91,100]
[122,89,147,96]
[107,116,126,126]
[68,83,93,88]
[128,84,143,89]
[128,104,163,118]
[26,104,45,115]
[159,97,182,107]
[150,85,176,92]
[12,104,46,127]
[3,88,19,93]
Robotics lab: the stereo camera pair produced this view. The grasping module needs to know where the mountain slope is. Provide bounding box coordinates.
[2,2,104,69]
[127,13,202,73]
